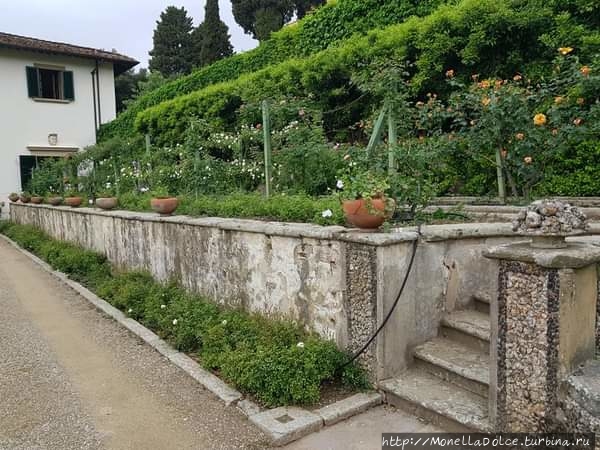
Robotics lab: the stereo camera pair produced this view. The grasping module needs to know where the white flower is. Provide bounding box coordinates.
[127,308,133,313]
[336,180,344,189]
[322,209,333,218]
[172,319,178,325]
[222,320,228,326]
[140,187,149,193]
[297,342,305,348]
[88,199,94,205]
[160,304,166,309]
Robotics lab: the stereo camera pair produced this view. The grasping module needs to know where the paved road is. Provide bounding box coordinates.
[0,238,268,450]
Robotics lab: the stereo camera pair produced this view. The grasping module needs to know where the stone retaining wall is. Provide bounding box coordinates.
[9,203,564,380]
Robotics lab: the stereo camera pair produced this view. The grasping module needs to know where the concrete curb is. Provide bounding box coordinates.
[0,233,383,446]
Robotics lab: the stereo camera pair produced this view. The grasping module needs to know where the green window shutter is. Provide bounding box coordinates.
[63,71,74,101]
[26,66,39,98]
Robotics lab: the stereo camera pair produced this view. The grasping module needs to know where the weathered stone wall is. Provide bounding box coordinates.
[11,204,548,381]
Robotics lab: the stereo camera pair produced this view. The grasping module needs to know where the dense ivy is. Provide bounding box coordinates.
[99,0,444,141]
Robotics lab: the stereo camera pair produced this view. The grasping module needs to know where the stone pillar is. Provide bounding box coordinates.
[485,242,600,432]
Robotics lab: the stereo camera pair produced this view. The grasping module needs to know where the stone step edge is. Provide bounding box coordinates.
[441,312,491,343]
[414,340,490,387]
[379,373,492,433]
[0,234,383,447]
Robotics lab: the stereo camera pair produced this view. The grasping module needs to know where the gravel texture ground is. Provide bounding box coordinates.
[0,238,268,450]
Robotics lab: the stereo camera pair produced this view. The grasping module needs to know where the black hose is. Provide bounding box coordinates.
[340,223,422,370]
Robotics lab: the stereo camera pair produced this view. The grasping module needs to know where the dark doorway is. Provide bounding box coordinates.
[19,156,57,191]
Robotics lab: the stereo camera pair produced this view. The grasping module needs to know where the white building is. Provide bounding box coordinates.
[0,32,137,209]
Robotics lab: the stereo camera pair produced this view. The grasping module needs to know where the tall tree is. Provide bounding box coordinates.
[149,6,194,77]
[114,68,148,113]
[198,0,233,67]
[295,0,325,19]
[231,0,294,41]
[231,0,325,41]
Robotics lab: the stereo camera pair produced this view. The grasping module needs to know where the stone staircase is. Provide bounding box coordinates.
[380,297,492,432]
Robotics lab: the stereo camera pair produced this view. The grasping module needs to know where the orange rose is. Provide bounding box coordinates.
[534,113,547,126]
[478,80,491,89]
[524,156,533,165]
[580,66,591,77]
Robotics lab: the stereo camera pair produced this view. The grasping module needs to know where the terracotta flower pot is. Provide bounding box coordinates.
[20,195,31,203]
[64,197,83,207]
[151,197,179,215]
[96,197,118,210]
[8,193,19,203]
[47,197,64,206]
[30,197,43,204]
[342,198,387,229]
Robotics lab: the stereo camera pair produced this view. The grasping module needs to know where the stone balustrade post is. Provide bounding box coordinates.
[485,200,600,432]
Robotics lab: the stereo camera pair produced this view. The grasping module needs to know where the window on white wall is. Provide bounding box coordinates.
[26,66,74,101]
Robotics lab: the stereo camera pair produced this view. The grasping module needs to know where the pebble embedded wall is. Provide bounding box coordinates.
[496,261,560,432]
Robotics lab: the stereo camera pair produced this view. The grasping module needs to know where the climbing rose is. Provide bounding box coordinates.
[336,180,344,189]
[297,342,305,348]
[524,156,533,165]
[558,47,574,55]
[322,209,333,218]
[445,69,455,78]
[481,97,491,107]
[577,98,585,105]
[554,96,564,105]
[574,118,583,126]
[222,320,227,326]
[533,114,547,126]
[160,304,166,309]
[128,308,133,313]
[172,319,178,325]
[513,74,522,81]
[580,66,591,77]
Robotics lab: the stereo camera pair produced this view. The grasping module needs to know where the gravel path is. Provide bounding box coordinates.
[0,238,268,450]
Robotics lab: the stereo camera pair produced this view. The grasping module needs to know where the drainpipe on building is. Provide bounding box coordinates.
[95,60,102,126]
[91,69,98,141]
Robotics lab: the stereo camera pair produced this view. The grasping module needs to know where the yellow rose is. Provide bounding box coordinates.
[558,47,574,55]
[481,97,491,107]
[533,113,547,126]
[554,96,564,105]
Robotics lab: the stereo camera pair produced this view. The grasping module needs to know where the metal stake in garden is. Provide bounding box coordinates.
[262,100,273,198]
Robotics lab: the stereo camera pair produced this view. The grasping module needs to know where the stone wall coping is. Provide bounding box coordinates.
[484,241,600,269]
[11,203,597,246]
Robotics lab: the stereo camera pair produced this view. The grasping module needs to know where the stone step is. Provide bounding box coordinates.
[473,296,491,315]
[413,338,489,397]
[380,369,491,432]
[441,309,490,352]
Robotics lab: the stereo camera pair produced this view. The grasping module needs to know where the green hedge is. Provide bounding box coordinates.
[0,221,367,406]
[118,192,345,225]
[135,0,565,145]
[99,0,445,141]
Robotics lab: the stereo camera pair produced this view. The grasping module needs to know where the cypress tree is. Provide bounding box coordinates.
[149,6,194,77]
[198,0,234,67]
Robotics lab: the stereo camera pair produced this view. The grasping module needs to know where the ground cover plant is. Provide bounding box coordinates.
[0,221,368,406]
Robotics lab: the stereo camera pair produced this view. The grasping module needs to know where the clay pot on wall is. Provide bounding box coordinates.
[96,197,118,210]
[64,197,83,207]
[151,197,179,215]
[19,194,31,203]
[8,193,19,203]
[342,197,388,229]
[30,197,43,204]
[47,197,64,206]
